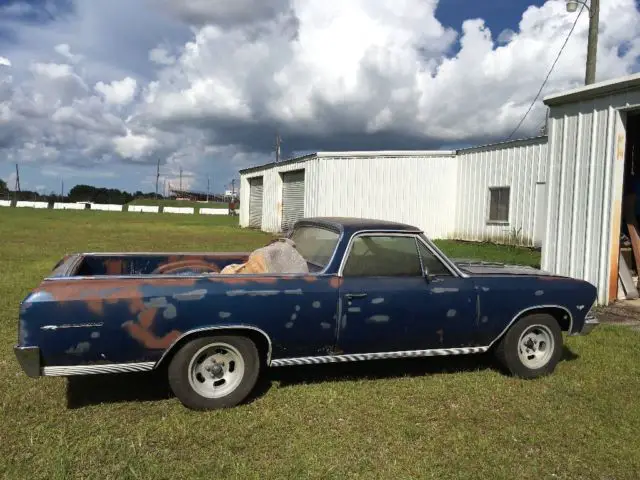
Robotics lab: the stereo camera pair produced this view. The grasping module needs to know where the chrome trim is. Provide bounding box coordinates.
[154,325,274,367]
[43,362,155,376]
[44,272,319,282]
[578,316,600,335]
[270,346,489,367]
[486,304,574,348]
[41,322,103,331]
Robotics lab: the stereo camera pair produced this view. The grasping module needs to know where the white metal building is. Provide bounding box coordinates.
[239,73,640,305]
[240,138,549,247]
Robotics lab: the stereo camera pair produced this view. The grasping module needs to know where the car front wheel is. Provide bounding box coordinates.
[168,335,260,410]
[494,313,563,379]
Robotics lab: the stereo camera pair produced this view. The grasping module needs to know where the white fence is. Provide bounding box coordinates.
[0,200,11,207]
[164,206,194,214]
[54,202,86,210]
[91,204,123,212]
[16,201,49,209]
[199,208,228,215]
[128,205,159,213]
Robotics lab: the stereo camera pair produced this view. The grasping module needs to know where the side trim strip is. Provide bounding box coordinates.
[270,346,488,367]
[43,361,155,376]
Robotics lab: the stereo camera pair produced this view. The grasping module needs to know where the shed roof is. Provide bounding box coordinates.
[543,73,640,106]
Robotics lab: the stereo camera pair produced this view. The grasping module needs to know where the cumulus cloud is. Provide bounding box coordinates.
[0,57,11,67]
[0,0,639,193]
[95,77,138,106]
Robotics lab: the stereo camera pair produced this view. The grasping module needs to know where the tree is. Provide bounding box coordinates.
[0,178,7,195]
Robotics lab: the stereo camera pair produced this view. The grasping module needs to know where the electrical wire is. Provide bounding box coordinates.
[507,4,585,140]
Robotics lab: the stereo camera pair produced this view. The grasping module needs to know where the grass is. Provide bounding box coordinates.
[127,199,231,209]
[1,208,639,479]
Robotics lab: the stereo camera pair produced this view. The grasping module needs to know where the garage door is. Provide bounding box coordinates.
[281,170,305,232]
[248,177,263,228]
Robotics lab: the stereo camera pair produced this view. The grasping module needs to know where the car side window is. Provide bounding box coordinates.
[417,241,453,276]
[342,235,423,277]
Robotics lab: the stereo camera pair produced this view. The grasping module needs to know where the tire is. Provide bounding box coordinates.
[168,335,261,410]
[494,313,563,379]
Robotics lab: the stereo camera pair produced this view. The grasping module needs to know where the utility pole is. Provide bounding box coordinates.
[163,178,167,198]
[14,163,20,192]
[585,0,599,85]
[207,176,210,202]
[565,0,599,85]
[155,159,160,199]
[60,179,64,200]
[274,132,282,163]
[179,167,183,192]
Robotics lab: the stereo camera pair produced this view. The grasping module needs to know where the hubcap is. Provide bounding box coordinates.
[517,324,555,369]
[188,342,245,399]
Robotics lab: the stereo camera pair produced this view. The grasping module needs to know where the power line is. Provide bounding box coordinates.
[507,4,585,140]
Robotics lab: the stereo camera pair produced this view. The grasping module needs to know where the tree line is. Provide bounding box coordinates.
[0,180,163,205]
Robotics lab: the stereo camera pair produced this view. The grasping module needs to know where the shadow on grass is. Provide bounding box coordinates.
[66,345,579,409]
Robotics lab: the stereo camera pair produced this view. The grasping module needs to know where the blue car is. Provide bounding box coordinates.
[14,217,600,410]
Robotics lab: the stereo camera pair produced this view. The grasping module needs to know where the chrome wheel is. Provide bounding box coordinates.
[187,342,245,399]
[517,324,555,369]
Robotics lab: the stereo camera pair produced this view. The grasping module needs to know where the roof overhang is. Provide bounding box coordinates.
[543,73,640,107]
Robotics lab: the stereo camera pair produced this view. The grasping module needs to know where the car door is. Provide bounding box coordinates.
[336,233,478,354]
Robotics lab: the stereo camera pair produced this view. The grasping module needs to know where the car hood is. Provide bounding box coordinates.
[451,259,558,277]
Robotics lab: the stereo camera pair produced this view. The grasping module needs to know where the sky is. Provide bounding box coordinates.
[0,0,639,195]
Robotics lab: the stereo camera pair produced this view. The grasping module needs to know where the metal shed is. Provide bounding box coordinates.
[542,73,640,305]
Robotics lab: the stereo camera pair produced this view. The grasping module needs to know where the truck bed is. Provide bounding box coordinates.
[51,252,252,277]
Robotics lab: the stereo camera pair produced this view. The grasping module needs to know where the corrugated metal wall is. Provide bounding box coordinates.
[454,137,549,247]
[309,154,458,239]
[543,90,640,305]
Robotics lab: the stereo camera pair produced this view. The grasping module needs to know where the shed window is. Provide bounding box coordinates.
[488,187,510,223]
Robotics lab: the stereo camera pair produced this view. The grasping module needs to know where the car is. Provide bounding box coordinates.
[14,217,600,410]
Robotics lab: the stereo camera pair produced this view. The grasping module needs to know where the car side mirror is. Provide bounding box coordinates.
[423,267,432,282]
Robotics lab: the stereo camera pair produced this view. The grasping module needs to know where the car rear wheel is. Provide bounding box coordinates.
[494,313,563,379]
[168,335,260,410]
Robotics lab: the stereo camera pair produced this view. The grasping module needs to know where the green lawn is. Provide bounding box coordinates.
[127,198,231,209]
[1,208,639,479]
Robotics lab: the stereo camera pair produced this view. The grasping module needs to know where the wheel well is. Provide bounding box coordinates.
[515,307,572,332]
[155,328,272,369]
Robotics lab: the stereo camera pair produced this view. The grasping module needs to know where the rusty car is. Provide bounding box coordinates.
[14,217,600,410]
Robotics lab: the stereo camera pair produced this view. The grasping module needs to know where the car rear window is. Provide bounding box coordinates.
[289,226,340,270]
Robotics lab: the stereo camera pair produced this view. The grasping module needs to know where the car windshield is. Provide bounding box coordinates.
[289,225,340,271]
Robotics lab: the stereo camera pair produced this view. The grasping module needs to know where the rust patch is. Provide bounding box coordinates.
[436,329,444,344]
[303,275,318,283]
[329,277,343,289]
[122,321,181,349]
[138,307,158,329]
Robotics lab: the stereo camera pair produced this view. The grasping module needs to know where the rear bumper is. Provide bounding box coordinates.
[13,345,41,378]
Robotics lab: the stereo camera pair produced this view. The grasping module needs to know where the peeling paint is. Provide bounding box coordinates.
[285,321,294,329]
[218,311,231,319]
[173,289,207,301]
[481,316,488,323]
[163,304,177,320]
[284,289,303,295]
[146,297,168,308]
[535,290,544,296]
[432,287,460,293]
[66,342,90,355]
[291,313,297,321]
[367,315,390,323]
[371,297,384,304]
[348,307,361,313]
[320,322,331,329]
[577,305,585,311]
[447,309,456,318]
[436,328,444,343]
[481,287,490,292]
[312,301,321,308]
[90,332,100,339]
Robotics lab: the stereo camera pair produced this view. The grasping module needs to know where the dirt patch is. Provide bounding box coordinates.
[595,300,640,328]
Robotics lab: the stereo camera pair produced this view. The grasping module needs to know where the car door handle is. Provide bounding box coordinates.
[345,293,368,299]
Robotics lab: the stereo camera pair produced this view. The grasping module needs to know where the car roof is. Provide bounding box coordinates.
[294,217,422,234]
